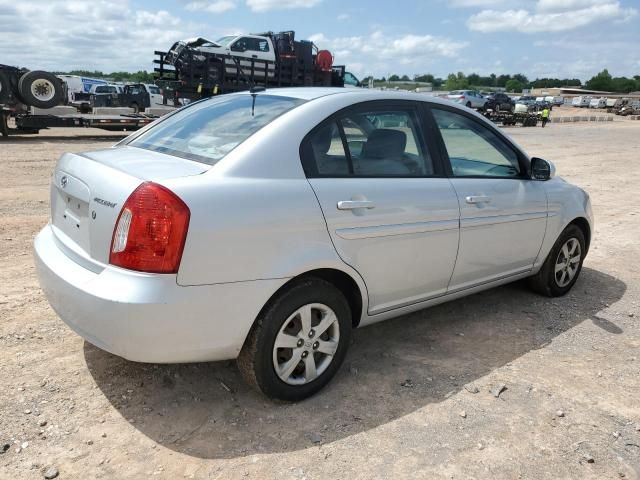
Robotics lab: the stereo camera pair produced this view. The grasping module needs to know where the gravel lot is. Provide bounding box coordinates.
[1,120,639,480]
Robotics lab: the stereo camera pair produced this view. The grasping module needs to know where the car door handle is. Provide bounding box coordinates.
[465,195,491,204]
[337,200,376,210]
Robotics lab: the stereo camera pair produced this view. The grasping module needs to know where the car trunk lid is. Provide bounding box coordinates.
[50,146,206,267]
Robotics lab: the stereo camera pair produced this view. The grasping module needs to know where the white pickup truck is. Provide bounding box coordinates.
[174,35,278,78]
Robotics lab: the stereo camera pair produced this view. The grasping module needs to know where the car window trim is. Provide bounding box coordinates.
[300,99,446,179]
[425,104,531,180]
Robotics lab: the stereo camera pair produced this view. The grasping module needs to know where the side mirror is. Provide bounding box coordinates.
[531,157,555,180]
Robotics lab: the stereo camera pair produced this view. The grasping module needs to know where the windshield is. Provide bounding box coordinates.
[128,94,306,166]
[216,35,236,46]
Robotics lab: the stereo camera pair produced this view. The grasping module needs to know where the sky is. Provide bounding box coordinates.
[1,0,639,81]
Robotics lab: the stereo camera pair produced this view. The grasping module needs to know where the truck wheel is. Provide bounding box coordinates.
[0,72,10,103]
[18,71,63,109]
[130,103,139,114]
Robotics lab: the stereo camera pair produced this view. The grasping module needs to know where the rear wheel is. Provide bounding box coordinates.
[529,224,586,297]
[238,277,352,401]
[130,103,139,114]
[18,71,63,109]
[466,101,472,108]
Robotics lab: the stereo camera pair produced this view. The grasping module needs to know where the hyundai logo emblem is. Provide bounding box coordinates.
[60,176,68,188]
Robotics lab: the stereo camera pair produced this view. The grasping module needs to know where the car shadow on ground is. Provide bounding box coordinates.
[84,267,625,459]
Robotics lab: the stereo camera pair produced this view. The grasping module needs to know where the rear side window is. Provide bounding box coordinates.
[302,106,434,177]
[128,95,305,165]
[431,108,521,178]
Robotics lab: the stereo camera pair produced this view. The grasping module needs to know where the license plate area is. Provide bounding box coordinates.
[52,171,91,252]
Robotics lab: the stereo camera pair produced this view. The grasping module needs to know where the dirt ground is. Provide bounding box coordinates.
[1,119,639,480]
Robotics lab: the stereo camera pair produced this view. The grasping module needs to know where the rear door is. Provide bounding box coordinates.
[302,101,460,314]
[428,106,547,291]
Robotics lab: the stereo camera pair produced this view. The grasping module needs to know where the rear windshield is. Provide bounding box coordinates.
[128,94,306,165]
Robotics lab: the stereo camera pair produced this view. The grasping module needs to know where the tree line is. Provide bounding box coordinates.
[364,69,640,93]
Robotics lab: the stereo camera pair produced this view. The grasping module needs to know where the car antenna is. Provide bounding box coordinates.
[250,86,266,116]
[228,54,266,116]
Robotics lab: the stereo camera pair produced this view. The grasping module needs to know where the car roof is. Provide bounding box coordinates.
[232,87,456,108]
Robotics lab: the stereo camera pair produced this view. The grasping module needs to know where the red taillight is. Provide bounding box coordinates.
[109,182,190,274]
[458,96,465,99]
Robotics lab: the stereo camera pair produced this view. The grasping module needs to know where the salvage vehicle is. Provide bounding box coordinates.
[484,92,514,112]
[34,88,593,401]
[447,90,487,109]
[154,31,354,104]
[0,64,66,109]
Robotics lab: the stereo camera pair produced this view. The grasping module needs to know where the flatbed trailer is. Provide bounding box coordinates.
[481,110,539,127]
[153,31,349,105]
[1,108,157,137]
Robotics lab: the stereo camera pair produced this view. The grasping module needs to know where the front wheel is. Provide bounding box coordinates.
[529,224,586,296]
[238,277,352,401]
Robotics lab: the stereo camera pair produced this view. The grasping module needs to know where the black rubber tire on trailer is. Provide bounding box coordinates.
[17,71,64,109]
[0,71,11,104]
[237,277,352,401]
[529,224,586,297]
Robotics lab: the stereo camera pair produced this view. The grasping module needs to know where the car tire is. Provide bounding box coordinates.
[130,103,139,114]
[237,276,352,401]
[529,224,586,297]
[17,71,63,109]
[466,101,472,108]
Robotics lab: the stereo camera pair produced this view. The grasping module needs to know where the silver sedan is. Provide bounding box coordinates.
[35,88,593,400]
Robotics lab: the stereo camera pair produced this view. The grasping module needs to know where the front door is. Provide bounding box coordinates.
[429,106,548,291]
[301,101,460,314]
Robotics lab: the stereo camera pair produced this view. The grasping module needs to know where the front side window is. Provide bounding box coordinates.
[129,95,305,166]
[431,108,521,178]
[303,105,434,177]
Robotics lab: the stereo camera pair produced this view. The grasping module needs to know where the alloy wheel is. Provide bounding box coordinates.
[272,303,340,385]
[554,237,581,287]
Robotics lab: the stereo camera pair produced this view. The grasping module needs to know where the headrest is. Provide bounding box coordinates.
[362,129,407,159]
[311,124,334,155]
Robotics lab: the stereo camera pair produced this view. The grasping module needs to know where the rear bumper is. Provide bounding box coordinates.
[34,225,287,363]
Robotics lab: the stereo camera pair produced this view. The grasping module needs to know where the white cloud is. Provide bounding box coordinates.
[337,13,350,21]
[245,0,321,12]
[309,31,468,78]
[0,0,197,72]
[185,1,237,13]
[467,2,637,33]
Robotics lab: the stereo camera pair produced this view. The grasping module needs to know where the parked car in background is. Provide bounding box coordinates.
[589,97,607,109]
[545,96,564,106]
[516,96,538,111]
[535,97,553,110]
[447,90,487,109]
[572,96,591,108]
[484,92,515,112]
[35,88,593,401]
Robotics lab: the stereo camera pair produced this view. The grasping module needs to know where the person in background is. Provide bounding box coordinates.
[541,106,550,128]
